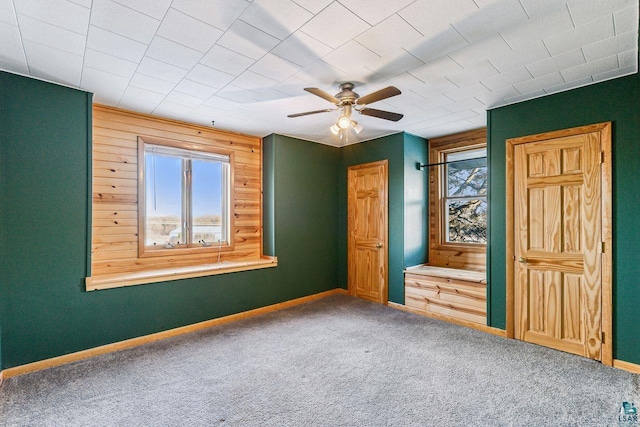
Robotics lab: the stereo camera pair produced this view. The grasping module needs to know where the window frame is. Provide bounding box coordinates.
[137,136,235,258]
[430,136,487,254]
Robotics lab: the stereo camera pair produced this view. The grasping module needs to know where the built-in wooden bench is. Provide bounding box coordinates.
[404,265,487,325]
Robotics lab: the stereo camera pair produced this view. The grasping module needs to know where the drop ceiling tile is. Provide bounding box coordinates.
[81,67,131,91]
[518,0,568,18]
[186,64,235,88]
[202,96,243,111]
[157,8,223,53]
[501,7,574,50]
[0,0,17,25]
[412,93,456,110]
[294,60,343,84]
[172,0,250,31]
[366,50,424,78]
[614,5,639,34]
[68,0,92,8]
[321,40,381,72]
[252,87,290,102]
[481,66,532,91]
[583,31,637,62]
[543,75,593,94]
[174,79,218,99]
[86,25,147,63]
[14,0,90,34]
[453,0,529,44]
[200,45,254,76]
[84,48,137,78]
[214,85,260,103]
[618,50,637,68]
[489,40,549,73]
[90,87,124,105]
[544,15,615,56]
[0,21,26,66]
[447,61,499,87]
[0,56,28,75]
[299,2,370,49]
[513,71,565,95]
[593,64,636,81]
[450,35,512,69]
[146,36,203,69]
[560,54,619,82]
[112,0,172,20]
[118,96,161,114]
[503,89,546,104]
[164,91,205,108]
[130,72,176,94]
[356,14,422,57]
[399,0,478,37]
[567,0,636,27]
[271,31,332,67]
[291,0,332,15]
[90,0,160,44]
[272,74,318,96]
[217,20,280,60]
[18,15,86,55]
[232,70,278,91]
[410,76,458,98]
[153,101,194,120]
[444,97,485,113]
[122,85,167,103]
[138,57,189,83]
[23,40,83,85]
[443,81,490,102]
[240,0,312,40]
[340,0,414,26]
[526,49,585,78]
[476,85,519,106]
[406,28,469,63]
[409,56,463,83]
[249,53,300,81]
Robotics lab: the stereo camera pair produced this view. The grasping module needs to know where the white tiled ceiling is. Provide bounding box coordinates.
[0,0,637,146]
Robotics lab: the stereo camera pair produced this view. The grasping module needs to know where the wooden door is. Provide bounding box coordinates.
[507,123,612,363]
[348,160,388,304]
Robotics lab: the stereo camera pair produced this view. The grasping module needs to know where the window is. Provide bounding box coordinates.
[428,129,487,271]
[139,138,233,257]
[443,147,487,244]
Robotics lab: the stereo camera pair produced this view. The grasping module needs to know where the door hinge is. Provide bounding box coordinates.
[601,331,605,344]
[601,242,605,253]
[600,151,605,164]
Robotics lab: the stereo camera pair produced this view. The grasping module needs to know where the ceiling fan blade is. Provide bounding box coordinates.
[287,108,336,118]
[356,86,401,106]
[304,87,340,104]
[359,108,404,122]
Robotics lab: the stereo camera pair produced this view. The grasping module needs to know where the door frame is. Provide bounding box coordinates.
[347,159,389,304]
[505,122,613,365]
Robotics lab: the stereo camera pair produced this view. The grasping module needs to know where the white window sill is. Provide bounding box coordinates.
[85,256,278,291]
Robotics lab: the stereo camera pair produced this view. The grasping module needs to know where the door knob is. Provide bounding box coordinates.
[518,256,527,263]
[376,243,383,249]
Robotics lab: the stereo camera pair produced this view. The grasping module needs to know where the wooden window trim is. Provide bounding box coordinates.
[137,136,235,258]
[428,128,487,271]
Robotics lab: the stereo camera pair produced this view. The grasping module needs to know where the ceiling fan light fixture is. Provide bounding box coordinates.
[330,124,340,135]
[352,120,363,134]
[337,115,351,129]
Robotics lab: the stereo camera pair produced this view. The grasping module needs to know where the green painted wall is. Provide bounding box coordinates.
[338,133,428,303]
[487,72,640,364]
[0,72,339,370]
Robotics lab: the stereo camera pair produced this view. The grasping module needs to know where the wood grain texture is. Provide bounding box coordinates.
[507,122,612,364]
[347,160,388,304]
[428,128,486,272]
[90,105,263,285]
[404,266,487,325]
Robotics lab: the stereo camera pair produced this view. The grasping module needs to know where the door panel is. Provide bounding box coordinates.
[514,132,602,360]
[348,160,388,304]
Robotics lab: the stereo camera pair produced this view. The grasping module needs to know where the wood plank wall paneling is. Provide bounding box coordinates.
[91,105,263,279]
[428,128,487,272]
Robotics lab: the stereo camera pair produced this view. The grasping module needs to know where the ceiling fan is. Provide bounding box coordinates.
[287,82,403,138]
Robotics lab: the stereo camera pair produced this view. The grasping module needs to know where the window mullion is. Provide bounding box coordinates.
[183,158,191,246]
